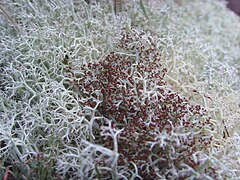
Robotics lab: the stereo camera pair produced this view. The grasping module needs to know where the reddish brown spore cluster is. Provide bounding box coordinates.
[70,30,215,178]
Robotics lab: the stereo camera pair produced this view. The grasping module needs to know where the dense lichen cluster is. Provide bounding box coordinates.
[67,30,215,178]
[0,0,239,179]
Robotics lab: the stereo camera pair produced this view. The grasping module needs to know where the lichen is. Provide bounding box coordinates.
[0,0,239,179]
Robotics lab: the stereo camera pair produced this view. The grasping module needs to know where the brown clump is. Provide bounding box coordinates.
[226,0,240,16]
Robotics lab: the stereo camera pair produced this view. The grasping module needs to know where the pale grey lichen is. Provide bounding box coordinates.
[0,0,239,179]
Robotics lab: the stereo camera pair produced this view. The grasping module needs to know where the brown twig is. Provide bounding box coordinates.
[0,5,20,32]
[114,0,125,14]
[3,166,9,180]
